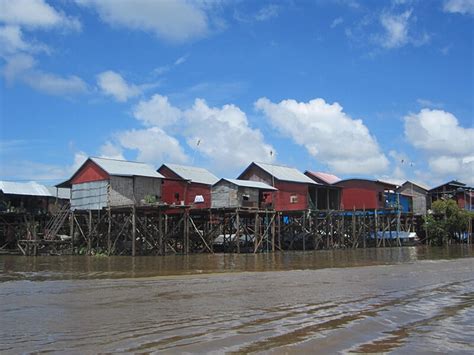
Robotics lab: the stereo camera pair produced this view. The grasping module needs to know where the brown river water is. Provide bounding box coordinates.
[1,246,473,353]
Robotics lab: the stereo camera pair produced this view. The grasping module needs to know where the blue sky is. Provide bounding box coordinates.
[0,0,473,186]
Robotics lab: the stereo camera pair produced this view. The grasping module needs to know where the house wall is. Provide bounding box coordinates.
[398,184,428,215]
[71,180,109,210]
[337,180,384,210]
[71,160,109,184]
[239,165,309,211]
[211,181,260,208]
[109,176,161,207]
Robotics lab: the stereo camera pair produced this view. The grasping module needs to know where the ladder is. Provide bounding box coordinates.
[44,203,70,240]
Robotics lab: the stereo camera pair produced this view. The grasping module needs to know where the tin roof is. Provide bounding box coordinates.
[305,171,341,184]
[401,180,430,192]
[91,157,164,179]
[220,178,277,190]
[249,162,317,184]
[0,181,53,197]
[162,163,219,185]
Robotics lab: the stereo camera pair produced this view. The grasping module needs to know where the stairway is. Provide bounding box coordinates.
[44,203,70,240]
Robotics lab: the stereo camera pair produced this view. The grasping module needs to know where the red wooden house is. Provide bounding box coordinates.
[158,164,219,209]
[333,179,398,210]
[237,162,317,211]
[58,157,164,210]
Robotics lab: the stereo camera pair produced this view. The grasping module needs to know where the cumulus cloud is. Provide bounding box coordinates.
[404,109,474,184]
[99,141,125,160]
[2,54,88,95]
[76,0,212,42]
[443,0,474,15]
[97,71,142,102]
[255,97,389,174]
[183,99,275,168]
[133,94,182,127]
[0,25,30,55]
[117,127,188,164]
[0,0,80,30]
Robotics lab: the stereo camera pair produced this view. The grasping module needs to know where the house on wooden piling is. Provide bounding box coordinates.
[211,178,277,209]
[158,163,219,208]
[397,181,430,215]
[429,180,473,210]
[334,179,401,210]
[57,157,164,210]
[0,181,69,214]
[237,162,317,211]
[304,171,342,210]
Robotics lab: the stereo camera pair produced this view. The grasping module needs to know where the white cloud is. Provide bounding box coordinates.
[375,9,430,49]
[255,97,389,174]
[0,25,29,54]
[404,109,474,184]
[443,0,474,15]
[153,54,189,76]
[416,98,444,109]
[331,17,344,28]
[379,10,411,48]
[76,0,211,42]
[97,70,141,102]
[117,127,188,164]
[254,5,280,21]
[183,99,275,169]
[2,53,88,96]
[0,0,80,30]
[133,94,182,127]
[99,141,125,160]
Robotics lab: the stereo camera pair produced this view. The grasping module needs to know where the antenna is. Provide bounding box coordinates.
[191,139,201,166]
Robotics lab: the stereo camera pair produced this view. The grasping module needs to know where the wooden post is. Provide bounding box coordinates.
[70,210,75,254]
[362,208,366,249]
[184,210,189,254]
[88,209,92,255]
[254,212,259,253]
[302,211,306,251]
[158,209,163,255]
[236,210,240,254]
[132,206,136,257]
[107,208,112,255]
[271,211,276,252]
[352,209,356,248]
[277,212,281,250]
[375,209,378,248]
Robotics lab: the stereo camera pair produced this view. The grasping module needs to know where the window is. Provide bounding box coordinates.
[290,195,298,203]
[242,194,250,201]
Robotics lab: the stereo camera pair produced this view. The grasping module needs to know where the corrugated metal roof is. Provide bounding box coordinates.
[402,180,430,191]
[306,171,340,184]
[91,157,164,179]
[0,181,53,197]
[163,163,219,185]
[253,162,316,184]
[221,178,277,190]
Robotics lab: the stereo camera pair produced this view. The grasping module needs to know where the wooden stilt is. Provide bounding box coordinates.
[132,206,136,257]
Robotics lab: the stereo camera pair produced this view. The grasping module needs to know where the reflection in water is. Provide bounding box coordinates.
[1,245,473,281]
[0,246,473,354]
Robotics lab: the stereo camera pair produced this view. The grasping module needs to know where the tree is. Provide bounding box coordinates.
[424,199,472,245]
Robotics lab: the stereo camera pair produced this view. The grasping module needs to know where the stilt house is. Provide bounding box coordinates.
[397,181,430,215]
[429,180,473,210]
[304,171,342,210]
[237,162,317,211]
[334,179,400,210]
[211,178,277,209]
[158,163,219,208]
[57,157,163,210]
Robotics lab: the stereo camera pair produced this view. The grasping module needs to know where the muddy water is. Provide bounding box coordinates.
[1,246,473,353]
